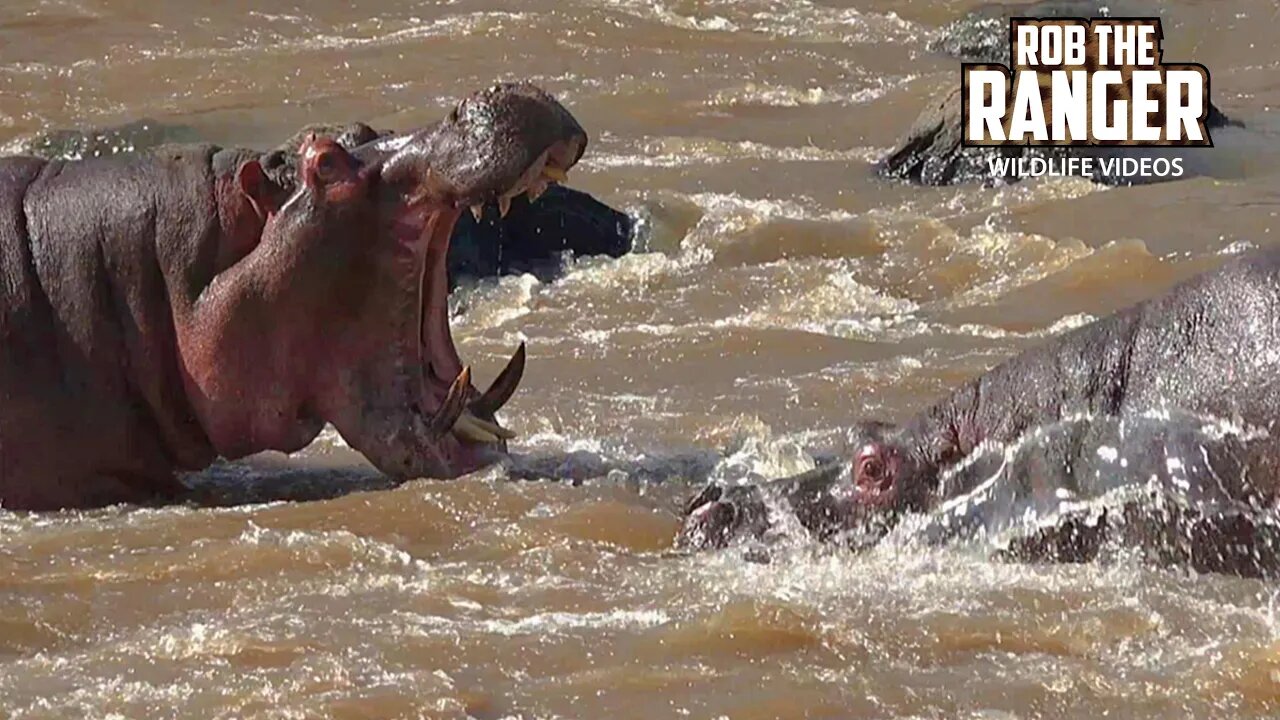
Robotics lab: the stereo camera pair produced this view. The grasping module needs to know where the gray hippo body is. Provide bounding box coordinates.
[680,247,1280,576]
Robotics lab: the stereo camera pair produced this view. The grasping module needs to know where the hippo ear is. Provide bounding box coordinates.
[236,160,282,223]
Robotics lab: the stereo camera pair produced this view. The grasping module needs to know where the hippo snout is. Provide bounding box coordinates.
[676,483,772,551]
[675,463,874,553]
[680,498,739,550]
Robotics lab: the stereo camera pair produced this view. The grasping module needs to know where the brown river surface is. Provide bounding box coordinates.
[4,0,1280,717]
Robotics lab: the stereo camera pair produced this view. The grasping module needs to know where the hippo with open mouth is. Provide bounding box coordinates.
[0,83,583,511]
[678,248,1280,576]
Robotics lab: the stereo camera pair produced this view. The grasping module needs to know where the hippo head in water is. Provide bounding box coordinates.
[181,83,585,481]
[677,248,1280,576]
[676,420,940,551]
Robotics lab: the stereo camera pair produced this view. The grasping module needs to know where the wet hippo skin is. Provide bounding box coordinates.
[680,247,1280,576]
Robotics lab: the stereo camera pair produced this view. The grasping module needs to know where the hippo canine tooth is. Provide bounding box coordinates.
[498,196,512,218]
[471,342,526,417]
[428,366,472,437]
[451,413,499,443]
[542,166,568,182]
[452,411,516,443]
[470,204,485,221]
[526,178,548,202]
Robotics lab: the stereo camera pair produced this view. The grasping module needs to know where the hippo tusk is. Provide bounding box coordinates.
[405,167,450,209]
[452,411,516,443]
[470,204,485,221]
[527,178,548,202]
[428,366,472,437]
[498,196,512,219]
[470,342,526,417]
[543,166,567,182]
[451,414,500,443]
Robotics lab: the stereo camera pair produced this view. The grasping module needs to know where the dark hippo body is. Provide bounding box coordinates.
[0,146,253,509]
[17,118,634,286]
[449,185,632,283]
[0,83,586,511]
[877,0,1243,186]
[680,247,1280,575]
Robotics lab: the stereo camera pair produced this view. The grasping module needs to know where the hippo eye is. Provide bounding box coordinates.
[855,444,896,493]
[860,456,884,480]
[314,151,341,184]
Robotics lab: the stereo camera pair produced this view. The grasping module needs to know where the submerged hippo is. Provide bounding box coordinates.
[0,83,583,511]
[877,0,1243,186]
[17,117,634,286]
[679,248,1280,576]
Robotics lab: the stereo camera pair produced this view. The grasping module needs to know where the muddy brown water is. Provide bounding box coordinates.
[3,1,1280,718]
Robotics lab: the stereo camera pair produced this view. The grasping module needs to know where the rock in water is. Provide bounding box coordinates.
[927,0,1125,63]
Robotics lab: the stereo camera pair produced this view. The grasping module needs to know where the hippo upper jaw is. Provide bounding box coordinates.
[368,83,586,218]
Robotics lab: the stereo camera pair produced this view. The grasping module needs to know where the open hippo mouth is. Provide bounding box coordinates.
[271,83,587,480]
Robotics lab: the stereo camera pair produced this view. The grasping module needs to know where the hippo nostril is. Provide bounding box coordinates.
[316,153,336,180]
[856,458,888,490]
[683,483,724,516]
[678,500,739,550]
[862,458,883,479]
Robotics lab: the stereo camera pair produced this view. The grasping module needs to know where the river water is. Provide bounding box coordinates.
[3,0,1280,717]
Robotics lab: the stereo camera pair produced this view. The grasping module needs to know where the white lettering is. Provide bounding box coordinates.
[1130,70,1163,142]
[968,70,1008,142]
[1167,70,1205,142]
[1009,71,1049,141]
[1050,70,1089,141]
[1091,70,1126,141]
